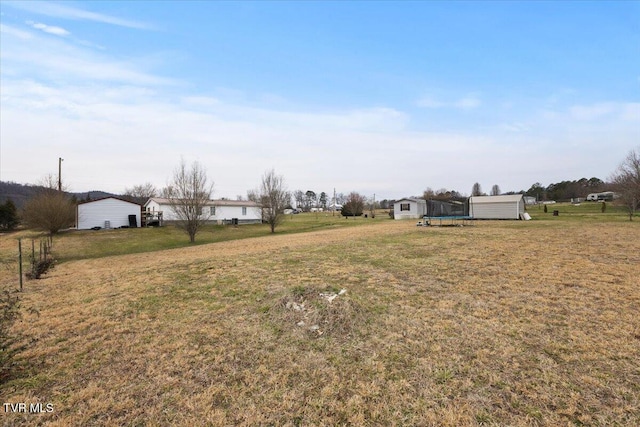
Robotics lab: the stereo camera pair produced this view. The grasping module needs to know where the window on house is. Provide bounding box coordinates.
[210,206,216,215]
[242,206,247,215]
[196,207,203,216]
[400,203,410,211]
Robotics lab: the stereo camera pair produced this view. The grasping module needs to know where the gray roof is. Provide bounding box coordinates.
[469,194,524,204]
[395,198,426,203]
[78,196,142,206]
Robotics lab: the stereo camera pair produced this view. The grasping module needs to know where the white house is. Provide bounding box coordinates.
[393,198,427,220]
[144,198,262,224]
[211,199,262,224]
[77,197,142,230]
[469,194,526,220]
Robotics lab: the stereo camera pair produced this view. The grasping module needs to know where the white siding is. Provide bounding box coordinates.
[469,195,525,219]
[77,198,141,229]
[145,200,181,221]
[213,205,262,223]
[393,199,427,220]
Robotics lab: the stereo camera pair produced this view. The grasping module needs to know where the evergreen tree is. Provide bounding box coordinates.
[0,199,19,231]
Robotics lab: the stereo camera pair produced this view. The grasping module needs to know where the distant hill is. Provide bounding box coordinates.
[0,181,119,209]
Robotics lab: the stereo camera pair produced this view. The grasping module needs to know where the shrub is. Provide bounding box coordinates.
[23,190,75,234]
[341,192,365,217]
[26,258,55,280]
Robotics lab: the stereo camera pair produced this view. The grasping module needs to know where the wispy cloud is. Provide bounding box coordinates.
[0,23,33,39]
[417,94,481,110]
[26,20,70,37]
[416,97,444,109]
[5,1,153,30]
[569,102,640,122]
[454,96,481,110]
[0,24,176,86]
[569,103,615,120]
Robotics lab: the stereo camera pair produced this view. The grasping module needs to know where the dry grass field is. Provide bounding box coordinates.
[1,217,639,426]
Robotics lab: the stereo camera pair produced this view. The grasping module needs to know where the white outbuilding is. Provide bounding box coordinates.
[469,194,526,220]
[393,198,427,220]
[77,197,142,230]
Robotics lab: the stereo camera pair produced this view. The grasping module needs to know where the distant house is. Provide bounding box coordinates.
[393,198,427,220]
[144,198,262,224]
[77,197,142,230]
[469,194,525,220]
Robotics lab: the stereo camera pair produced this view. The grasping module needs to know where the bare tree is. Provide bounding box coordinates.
[490,184,501,196]
[471,182,484,197]
[293,190,305,211]
[610,148,640,221]
[423,187,435,200]
[259,169,289,233]
[166,159,213,242]
[124,182,158,204]
[23,176,75,234]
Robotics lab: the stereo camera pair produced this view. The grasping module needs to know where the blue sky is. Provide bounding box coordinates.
[1,1,638,200]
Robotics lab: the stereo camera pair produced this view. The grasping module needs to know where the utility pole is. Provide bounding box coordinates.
[58,157,64,192]
[333,188,336,217]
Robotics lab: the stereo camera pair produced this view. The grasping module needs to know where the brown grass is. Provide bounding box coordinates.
[1,220,639,426]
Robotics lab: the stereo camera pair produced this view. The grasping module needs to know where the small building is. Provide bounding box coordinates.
[144,198,262,224]
[393,198,427,220]
[77,197,142,230]
[469,194,525,220]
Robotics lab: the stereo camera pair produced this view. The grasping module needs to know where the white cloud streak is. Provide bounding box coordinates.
[0,24,176,86]
[5,1,153,30]
[26,20,70,36]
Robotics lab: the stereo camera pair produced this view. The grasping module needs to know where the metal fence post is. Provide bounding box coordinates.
[18,239,23,291]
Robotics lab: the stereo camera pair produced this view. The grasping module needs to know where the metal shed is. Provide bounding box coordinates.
[469,194,526,220]
[77,197,142,230]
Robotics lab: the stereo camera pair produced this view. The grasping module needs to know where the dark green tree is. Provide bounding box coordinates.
[341,192,365,217]
[319,192,328,210]
[0,199,19,231]
[526,182,545,201]
[305,190,317,211]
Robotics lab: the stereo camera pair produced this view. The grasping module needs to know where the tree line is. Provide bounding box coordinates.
[2,147,639,235]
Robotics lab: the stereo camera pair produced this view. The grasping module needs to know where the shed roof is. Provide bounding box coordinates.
[469,194,524,204]
[78,196,142,207]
